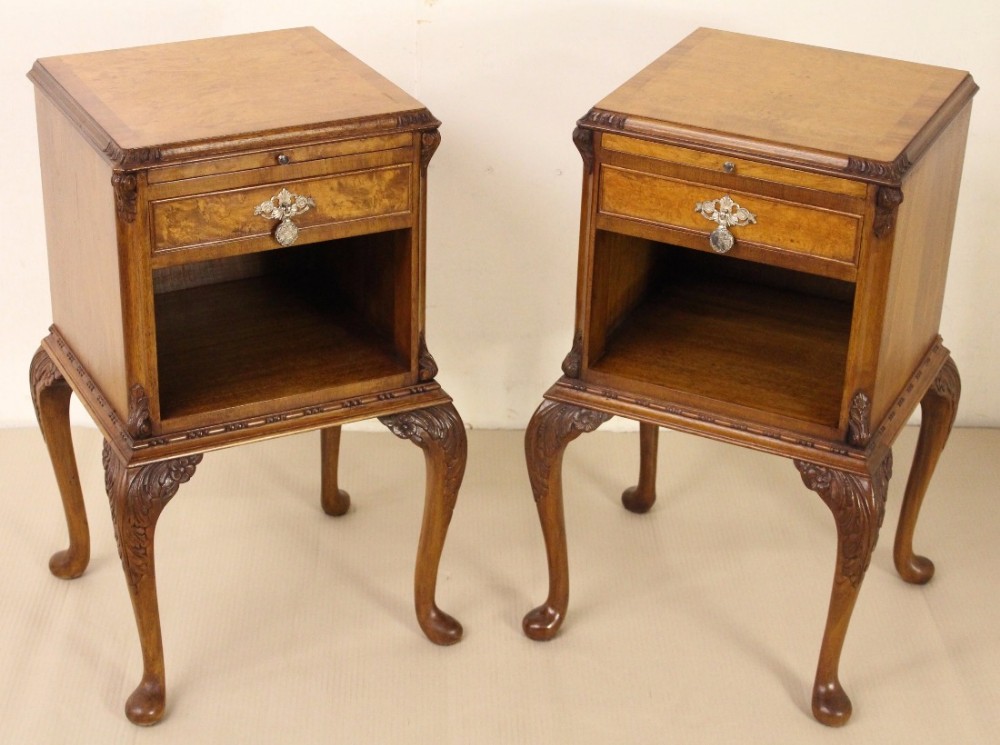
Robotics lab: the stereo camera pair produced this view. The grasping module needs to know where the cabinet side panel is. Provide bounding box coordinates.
[872,103,972,424]
[35,90,128,417]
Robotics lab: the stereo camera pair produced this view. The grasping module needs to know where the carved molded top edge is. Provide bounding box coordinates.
[30,63,439,167]
[576,77,975,186]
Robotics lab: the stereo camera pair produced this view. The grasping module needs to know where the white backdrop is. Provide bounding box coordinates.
[2,0,997,430]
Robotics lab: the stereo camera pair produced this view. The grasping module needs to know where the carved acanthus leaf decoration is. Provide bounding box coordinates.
[873,186,904,239]
[379,403,466,497]
[526,401,611,502]
[572,126,594,173]
[29,347,64,423]
[103,441,202,589]
[417,332,438,381]
[930,357,961,433]
[127,384,152,439]
[420,129,441,171]
[112,171,139,223]
[794,452,892,587]
[561,333,583,378]
[847,391,871,447]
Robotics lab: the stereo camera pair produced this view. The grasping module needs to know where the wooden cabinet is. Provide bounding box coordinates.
[523,28,976,727]
[28,28,466,725]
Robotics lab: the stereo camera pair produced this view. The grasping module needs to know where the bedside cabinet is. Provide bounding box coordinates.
[28,28,466,725]
[523,28,976,726]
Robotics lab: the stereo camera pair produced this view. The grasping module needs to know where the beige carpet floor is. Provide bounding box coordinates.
[1,425,997,744]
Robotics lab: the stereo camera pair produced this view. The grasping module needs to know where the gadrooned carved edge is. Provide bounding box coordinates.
[847,391,872,447]
[103,441,202,589]
[572,126,594,174]
[420,129,442,171]
[397,110,439,129]
[105,143,161,167]
[417,332,438,382]
[526,401,611,503]
[794,451,892,588]
[873,186,904,239]
[846,153,912,183]
[930,357,961,431]
[29,347,65,424]
[561,333,583,378]
[378,403,467,497]
[112,171,139,223]
[127,384,152,440]
[581,108,628,130]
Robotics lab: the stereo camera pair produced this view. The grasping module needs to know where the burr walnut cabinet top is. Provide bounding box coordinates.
[28,27,430,166]
[590,28,977,182]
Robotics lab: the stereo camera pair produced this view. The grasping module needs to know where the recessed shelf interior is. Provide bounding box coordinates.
[587,231,855,427]
[153,230,412,422]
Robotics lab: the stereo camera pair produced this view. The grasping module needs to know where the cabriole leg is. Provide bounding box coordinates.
[894,357,960,584]
[320,426,351,516]
[794,452,892,726]
[522,400,611,641]
[622,422,658,513]
[103,442,201,725]
[379,403,467,645]
[30,346,90,579]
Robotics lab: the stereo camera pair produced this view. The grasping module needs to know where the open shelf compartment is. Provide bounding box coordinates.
[586,230,855,428]
[153,229,413,424]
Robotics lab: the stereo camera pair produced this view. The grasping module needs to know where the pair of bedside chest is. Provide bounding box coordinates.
[28,27,975,727]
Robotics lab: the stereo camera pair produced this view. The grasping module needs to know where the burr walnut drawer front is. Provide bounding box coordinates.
[150,164,412,263]
[598,165,863,270]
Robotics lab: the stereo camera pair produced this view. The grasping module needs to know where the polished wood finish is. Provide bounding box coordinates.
[894,358,961,584]
[526,29,975,727]
[621,422,658,513]
[28,29,464,725]
[594,27,973,171]
[30,347,90,579]
[523,400,611,641]
[29,28,425,161]
[102,442,201,725]
[379,403,468,644]
[321,427,351,517]
[795,450,893,725]
[599,165,862,265]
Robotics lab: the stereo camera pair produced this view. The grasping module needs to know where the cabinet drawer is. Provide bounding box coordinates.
[599,165,862,268]
[151,164,412,260]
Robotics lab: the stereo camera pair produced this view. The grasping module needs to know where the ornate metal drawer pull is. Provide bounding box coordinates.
[254,187,315,246]
[694,194,756,254]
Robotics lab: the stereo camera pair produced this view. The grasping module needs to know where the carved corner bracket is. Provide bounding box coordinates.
[112,170,139,223]
[417,332,439,381]
[103,442,202,589]
[127,384,153,439]
[794,452,892,587]
[847,391,871,448]
[872,186,904,239]
[419,128,442,171]
[561,333,583,378]
[572,126,594,173]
